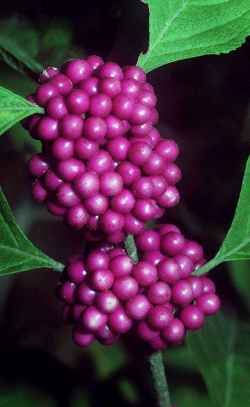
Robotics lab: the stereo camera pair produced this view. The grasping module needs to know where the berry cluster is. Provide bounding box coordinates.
[58,224,220,350]
[24,57,181,243]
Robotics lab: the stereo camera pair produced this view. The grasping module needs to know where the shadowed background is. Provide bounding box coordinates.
[0,0,250,405]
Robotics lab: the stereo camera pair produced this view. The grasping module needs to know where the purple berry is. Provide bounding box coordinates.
[148,305,173,330]
[136,230,160,252]
[100,210,125,233]
[67,261,87,284]
[63,59,91,83]
[60,114,84,139]
[125,294,151,320]
[47,95,68,119]
[32,180,47,203]
[90,269,114,291]
[73,327,94,347]
[66,204,89,229]
[37,117,58,140]
[90,94,112,117]
[132,261,157,287]
[109,255,133,277]
[74,171,100,198]
[100,171,123,196]
[172,280,193,306]
[77,283,96,305]
[52,138,74,160]
[161,232,185,256]
[162,318,185,344]
[36,83,58,106]
[113,276,139,301]
[96,291,119,313]
[87,250,109,271]
[142,251,164,267]
[29,154,48,177]
[84,117,107,141]
[147,282,171,305]
[155,139,179,161]
[109,307,132,333]
[75,138,99,160]
[66,89,90,114]
[180,305,204,330]
[111,189,135,214]
[57,158,85,181]
[196,293,221,315]
[57,183,80,207]
[158,259,181,284]
[81,306,107,332]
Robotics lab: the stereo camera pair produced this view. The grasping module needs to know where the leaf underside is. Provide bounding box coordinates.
[188,313,250,407]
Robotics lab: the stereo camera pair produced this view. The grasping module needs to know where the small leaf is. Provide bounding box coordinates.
[138,0,250,73]
[195,155,250,275]
[0,17,43,75]
[0,188,64,275]
[125,235,138,262]
[0,86,43,136]
[187,313,250,407]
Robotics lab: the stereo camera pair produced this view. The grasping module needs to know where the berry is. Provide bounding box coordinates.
[109,307,132,333]
[180,305,204,330]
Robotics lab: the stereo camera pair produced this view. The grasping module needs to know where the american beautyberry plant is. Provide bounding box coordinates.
[0,1,250,407]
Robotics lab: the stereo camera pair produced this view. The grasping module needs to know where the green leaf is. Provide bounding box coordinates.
[195,156,250,275]
[0,17,43,75]
[138,0,250,73]
[187,313,250,407]
[228,260,250,310]
[0,86,43,136]
[0,387,55,407]
[125,235,138,262]
[0,188,64,275]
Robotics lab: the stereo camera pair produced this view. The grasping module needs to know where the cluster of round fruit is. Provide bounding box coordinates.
[58,224,220,350]
[24,56,181,243]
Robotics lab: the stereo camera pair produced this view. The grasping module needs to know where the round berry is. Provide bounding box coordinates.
[84,117,107,141]
[161,232,185,256]
[162,318,185,344]
[74,171,100,198]
[90,269,114,291]
[63,59,91,83]
[148,305,173,330]
[172,280,193,306]
[96,291,119,313]
[126,294,151,320]
[132,261,157,287]
[109,307,132,334]
[67,261,87,284]
[136,230,160,252]
[109,255,133,277]
[196,293,221,315]
[180,305,204,330]
[113,276,139,301]
[81,306,107,332]
[60,114,84,139]
[147,282,171,305]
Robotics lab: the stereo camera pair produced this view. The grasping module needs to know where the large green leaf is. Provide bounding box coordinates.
[187,313,250,407]
[228,260,250,310]
[0,188,63,275]
[195,156,250,275]
[0,86,43,136]
[138,0,250,73]
[0,17,43,75]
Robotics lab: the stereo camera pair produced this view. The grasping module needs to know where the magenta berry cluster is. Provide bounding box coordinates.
[24,56,181,243]
[58,224,220,350]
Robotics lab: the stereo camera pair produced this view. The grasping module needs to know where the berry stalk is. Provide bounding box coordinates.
[149,351,171,407]
[125,235,171,407]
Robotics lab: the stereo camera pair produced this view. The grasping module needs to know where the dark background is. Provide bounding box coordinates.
[0,0,249,405]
